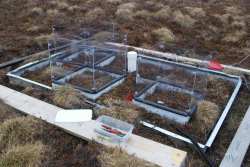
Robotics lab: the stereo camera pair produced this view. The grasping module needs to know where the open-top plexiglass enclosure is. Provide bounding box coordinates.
[52,17,114,39]
[134,42,212,124]
[48,33,127,100]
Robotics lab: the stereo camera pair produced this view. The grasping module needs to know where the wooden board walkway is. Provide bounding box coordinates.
[0,85,187,167]
[220,106,250,167]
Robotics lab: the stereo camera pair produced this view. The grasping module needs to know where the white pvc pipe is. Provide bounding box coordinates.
[127,51,137,73]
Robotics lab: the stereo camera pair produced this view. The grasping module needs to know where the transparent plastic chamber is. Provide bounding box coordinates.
[134,42,212,118]
[52,17,114,39]
[48,30,127,95]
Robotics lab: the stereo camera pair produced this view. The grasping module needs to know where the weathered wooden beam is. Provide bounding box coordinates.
[220,106,250,167]
[0,84,187,167]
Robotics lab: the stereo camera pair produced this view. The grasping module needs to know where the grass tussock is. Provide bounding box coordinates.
[53,85,86,108]
[58,2,69,10]
[35,34,53,47]
[212,14,230,25]
[225,6,242,15]
[196,100,220,132]
[95,98,139,124]
[95,106,138,124]
[68,6,82,12]
[116,9,133,22]
[98,146,157,167]
[134,10,151,18]
[0,116,41,149]
[144,1,164,12]
[0,98,16,123]
[86,8,105,18]
[231,21,246,29]
[208,25,219,34]
[106,0,122,5]
[93,32,113,43]
[226,115,240,131]
[47,9,64,17]
[48,0,58,7]
[118,2,139,12]
[223,30,246,42]
[0,142,45,167]
[153,27,176,42]
[184,6,205,18]
[31,7,44,16]
[173,10,195,28]
[27,26,40,33]
[153,6,172,20]
[222,68,242,76]
[22,52,48,65]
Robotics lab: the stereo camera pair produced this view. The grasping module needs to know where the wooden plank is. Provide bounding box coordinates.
[0,85,187,167]
[220,106,250,167]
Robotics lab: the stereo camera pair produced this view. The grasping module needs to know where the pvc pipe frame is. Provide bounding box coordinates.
[106,42,250,75]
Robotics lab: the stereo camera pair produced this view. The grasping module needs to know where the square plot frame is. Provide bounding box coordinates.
[48,35,127,99]
[134,54,211,124]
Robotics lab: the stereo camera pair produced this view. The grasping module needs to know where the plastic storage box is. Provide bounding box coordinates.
[92,115,133,144]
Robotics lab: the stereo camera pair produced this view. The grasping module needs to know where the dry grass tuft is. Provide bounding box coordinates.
[27,26,40,33]
[35,34,53,47]
[153,6,172,20]
[223,30,246,42]
[86,8,105,18]
[231,21,246,29]
[98,146,157,167]
[93,32,113,43]
[173,10,195,28]
[53,85,86,108]
[95,106,138,124]
[31,7,44,16]
[0,116,41,149]
[118,2,139,12]
[22,52,48,65]
[47,9,64,17]
[106,0,122,5]
[212,14,230,25]
[208,25,219,34]
[184,6,205,18]
[95,98,139,124]
[222,68,242,76]
[226,115,240,131]
[0,98,16,124]
[58,2,69,10]
[225,6,242,15]
[48,0,58,7]
[0,142,45,167]
[144,1,164,12]
[68,6,81,12]
[116,9,133,22]
[134,10,151,18]
[196,100,220,132]
[153,27,176,42]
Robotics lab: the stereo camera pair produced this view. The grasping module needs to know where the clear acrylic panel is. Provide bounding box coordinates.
[48,34,127,92]
[49,29,124,56]
[52,17,114,37]
[136,43,212,114]
[141,42,212,67]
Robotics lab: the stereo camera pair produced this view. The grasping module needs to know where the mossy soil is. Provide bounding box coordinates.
[21,64,52,87]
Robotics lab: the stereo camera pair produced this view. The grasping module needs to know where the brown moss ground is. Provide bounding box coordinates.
[1,0,250,165]
[1,0,250,68]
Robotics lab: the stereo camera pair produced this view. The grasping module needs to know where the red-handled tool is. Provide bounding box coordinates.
[102,125,126,137]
